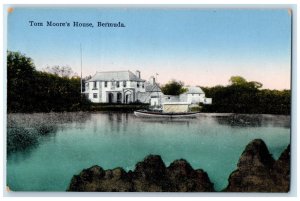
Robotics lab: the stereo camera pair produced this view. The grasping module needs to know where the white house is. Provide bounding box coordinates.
[84,70,162,104]
[84,70,212,106]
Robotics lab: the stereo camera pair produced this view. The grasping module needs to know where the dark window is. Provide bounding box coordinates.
[93,81,97,89]
[117,93,122,103]
[123,81,126,87]
[137,82,140,88]
[116,81,120,88]
[93,93,97,98]
[104,81,108,87]
[142,83,144,88]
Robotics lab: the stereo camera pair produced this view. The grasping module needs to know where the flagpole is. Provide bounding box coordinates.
[80,44,83,94]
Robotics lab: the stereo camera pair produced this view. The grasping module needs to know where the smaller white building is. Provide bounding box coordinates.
[136,76,164,106]
[180,86,212,104]
[162,86,212,105]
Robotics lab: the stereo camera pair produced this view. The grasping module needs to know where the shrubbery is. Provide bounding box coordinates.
[201,76,290,114]
[7,51,91,113]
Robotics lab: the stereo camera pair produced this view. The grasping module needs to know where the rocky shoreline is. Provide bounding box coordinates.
[67,139,290,192]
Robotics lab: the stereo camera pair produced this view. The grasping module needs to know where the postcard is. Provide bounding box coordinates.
[5,5,292,193]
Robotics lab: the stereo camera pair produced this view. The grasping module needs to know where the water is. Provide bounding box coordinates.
[6,112,290,191]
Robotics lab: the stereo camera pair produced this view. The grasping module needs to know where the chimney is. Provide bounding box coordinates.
[135,70,141,79]
[150,76,155,85]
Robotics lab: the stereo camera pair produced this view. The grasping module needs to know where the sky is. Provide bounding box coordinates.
[7,7,291,89]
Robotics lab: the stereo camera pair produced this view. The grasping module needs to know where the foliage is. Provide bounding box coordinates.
[44,65,76,78]
[7,51,91,112]
[161,80,187,95]
[201,76,290,114]
[229,76,247,85]
[7,51,36,112]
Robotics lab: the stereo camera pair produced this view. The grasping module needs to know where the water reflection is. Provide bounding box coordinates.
[7,112,92,156]
[7,112,290,157]
[138,118,192,127]
[91,112,130,135]
[214,114,290,128]
[215,114,263,127]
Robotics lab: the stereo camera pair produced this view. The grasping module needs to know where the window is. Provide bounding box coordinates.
[142,83,144,88]
[93,81,97,89]
[137,82,140,88]
[93,93,98,98]
[116,81,120,88]
[104,81,108,87]
[123,81,126,87]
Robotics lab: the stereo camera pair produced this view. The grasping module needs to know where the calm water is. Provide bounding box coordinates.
[7,112,290,191]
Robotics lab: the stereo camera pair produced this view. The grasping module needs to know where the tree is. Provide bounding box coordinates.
[44,65,75,78]
[229,76,247,85]
[7,51,91,112]
[229,76,263,89]
[161,80,187,95]
[7,51,37,112]
[201,76,290,114]
[248,81,263,89]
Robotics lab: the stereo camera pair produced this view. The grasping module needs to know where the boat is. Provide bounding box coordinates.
[134,110,200,118]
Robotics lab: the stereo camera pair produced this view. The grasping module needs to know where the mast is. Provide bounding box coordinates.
[80,44,83,93]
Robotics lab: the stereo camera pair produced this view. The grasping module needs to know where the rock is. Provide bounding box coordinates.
[68,165,105,191]
[272,145,290,192]
[166,159,214,192]
[132,155,168,192]
[68,166,133,192]
[67,155,215,192]
[237,139,275,170]
[224,139,290,192]
[134,155,166,181]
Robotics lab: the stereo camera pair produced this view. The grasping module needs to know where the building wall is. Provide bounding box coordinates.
[186,94,205,104]
[203,98,212,104]
[87,80,146,103]
[162,103,189,113]
[179,93,206,104]
[88,81,101,103]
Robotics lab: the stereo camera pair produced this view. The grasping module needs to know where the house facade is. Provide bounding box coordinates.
[84,70,161,104]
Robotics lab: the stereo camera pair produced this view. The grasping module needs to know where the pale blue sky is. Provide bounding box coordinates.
[7,7,291,89]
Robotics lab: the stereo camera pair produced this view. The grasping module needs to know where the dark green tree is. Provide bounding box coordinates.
[229,76,247,85]
[201,76,290,114]
[7,51,91,113]
[161,80,187,95]
[7,51,37,112]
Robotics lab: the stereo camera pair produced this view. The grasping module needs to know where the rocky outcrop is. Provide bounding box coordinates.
[67,155,215,192]
[224,139,290,192]
[67,139,290,192]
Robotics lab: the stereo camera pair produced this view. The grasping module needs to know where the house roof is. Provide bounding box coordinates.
[186,86,205,94]
[145,81,162,92]
[88,71,145,82]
